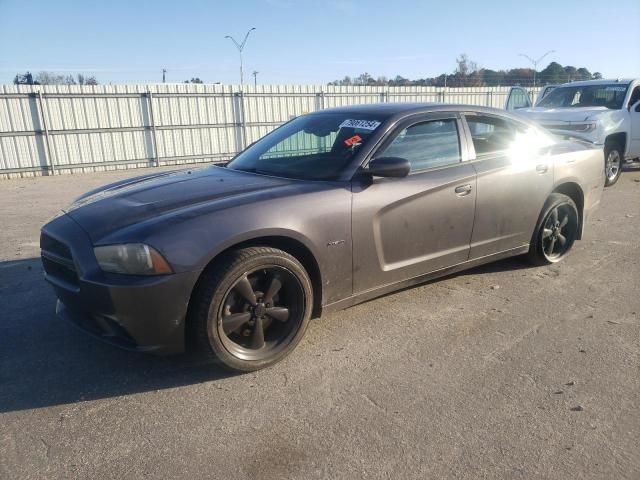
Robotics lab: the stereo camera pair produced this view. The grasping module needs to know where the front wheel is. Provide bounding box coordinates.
[604,143,623,187]
[527,193,579,266]
[189,247,313,372]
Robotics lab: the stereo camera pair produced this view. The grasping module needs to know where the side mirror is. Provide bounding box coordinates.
[367,156,411,178]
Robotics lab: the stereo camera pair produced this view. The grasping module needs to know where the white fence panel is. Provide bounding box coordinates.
[0,84,541,179]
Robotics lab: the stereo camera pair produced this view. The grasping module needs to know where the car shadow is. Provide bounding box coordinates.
[0,254,532,413]
[458,255,532,275]
[0,257,237,413]
[353,255,534,307]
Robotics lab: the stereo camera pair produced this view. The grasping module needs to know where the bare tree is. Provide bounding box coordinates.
[13,72,39,85]
[455,54,478,76]
[35,71,66,85]
[34,71,98,85]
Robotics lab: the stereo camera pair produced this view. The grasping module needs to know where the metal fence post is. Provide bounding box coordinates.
[315,90,326,111]
[238,90,248,150]
[146,91,160,166]
[36,91,55,175]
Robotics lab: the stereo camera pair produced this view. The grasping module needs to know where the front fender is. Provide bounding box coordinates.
[112,186,354,306]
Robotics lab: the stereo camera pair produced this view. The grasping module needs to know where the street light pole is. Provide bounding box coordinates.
[252,70,259,88]
[225,28,256,86]
[518,50,556,87]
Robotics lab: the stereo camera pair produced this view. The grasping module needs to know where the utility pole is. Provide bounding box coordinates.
[224,27,256,86]
[162,69,167,83]
[252,70,259,87]
[518,50,555,87]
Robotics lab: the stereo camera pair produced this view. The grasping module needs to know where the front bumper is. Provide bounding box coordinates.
[41,213,201,355]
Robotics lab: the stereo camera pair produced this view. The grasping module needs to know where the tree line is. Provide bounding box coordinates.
[328,55,602,87]
[13,55,604,87]
[14,71,99,86]
[13,71,206,85]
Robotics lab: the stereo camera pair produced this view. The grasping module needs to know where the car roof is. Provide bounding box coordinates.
[315,102,506,117]
[556,79,635,87]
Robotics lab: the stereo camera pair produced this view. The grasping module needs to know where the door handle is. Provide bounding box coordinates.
[455,184,473,196]
[536,164,549,173]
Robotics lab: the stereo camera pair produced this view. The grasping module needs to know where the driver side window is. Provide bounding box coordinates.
[628,86,640,109]
[378,118,461,172]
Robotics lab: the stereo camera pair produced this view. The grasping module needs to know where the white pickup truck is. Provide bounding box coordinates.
[505,79,640,186]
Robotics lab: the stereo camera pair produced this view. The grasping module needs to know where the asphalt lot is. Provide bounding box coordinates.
[1,165,639,479]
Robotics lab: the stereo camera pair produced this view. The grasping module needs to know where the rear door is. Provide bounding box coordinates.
[351,113,477,293]
[505,87,532,111]
[462,113,554,258]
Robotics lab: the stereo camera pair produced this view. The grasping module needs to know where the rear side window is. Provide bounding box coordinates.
[466,114,554,157]
[465,115,517,156]
[379,118,461,172]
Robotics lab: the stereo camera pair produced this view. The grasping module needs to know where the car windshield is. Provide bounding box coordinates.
[227,112,387,180]
[537,84,629,109]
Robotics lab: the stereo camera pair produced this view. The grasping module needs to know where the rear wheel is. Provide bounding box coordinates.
[527,194,579,266]
[189,247,313,372]
[604,142,623,187]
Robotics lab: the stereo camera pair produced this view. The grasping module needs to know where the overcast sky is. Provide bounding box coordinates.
[1,0,639,85]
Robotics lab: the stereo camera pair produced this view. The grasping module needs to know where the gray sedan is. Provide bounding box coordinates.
[41,103,604,371]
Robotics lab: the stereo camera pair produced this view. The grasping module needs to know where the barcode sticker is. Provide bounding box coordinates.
[339,119,381,130]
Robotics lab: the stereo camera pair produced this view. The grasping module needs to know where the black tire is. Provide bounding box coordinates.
[189,247,313,372]
[604,142,623,187]
[527,193,579,266]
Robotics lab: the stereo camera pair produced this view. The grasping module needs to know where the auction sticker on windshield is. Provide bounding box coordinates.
[339,119,382,130]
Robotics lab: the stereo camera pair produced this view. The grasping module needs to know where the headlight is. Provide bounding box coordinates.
[544,122,597,133]
[94,244,173,275]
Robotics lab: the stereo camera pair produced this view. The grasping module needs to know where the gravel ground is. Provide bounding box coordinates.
[1,165,639,480]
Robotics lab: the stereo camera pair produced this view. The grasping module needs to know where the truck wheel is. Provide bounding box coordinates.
[189,247,313,372]
[604,142,623,187]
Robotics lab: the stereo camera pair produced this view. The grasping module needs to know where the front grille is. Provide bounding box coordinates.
[40,233,78,286]
[40,233,72,260]
[42,256,78,286]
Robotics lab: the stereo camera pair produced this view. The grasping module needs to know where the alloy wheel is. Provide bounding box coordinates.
[217,266,305,361]
[541,204,577,261]
[605,149,621,182]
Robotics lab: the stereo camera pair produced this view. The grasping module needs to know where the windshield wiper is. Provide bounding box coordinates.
[230,166,273,176]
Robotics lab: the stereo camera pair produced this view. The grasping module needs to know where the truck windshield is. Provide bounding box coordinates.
[227,113,387,181]
[537,84,629,110]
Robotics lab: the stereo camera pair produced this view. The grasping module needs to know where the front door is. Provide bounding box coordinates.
[505,87,532,111]
[628,86,640,158]
[352,114,477,293]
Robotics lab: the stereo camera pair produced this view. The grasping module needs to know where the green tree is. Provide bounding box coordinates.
[564,66,578,82]
[538,62,565,84]
[576,68,592,81]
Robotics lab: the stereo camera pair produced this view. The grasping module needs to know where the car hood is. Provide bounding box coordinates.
[515,106,610,123]
[64,166,293,242]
